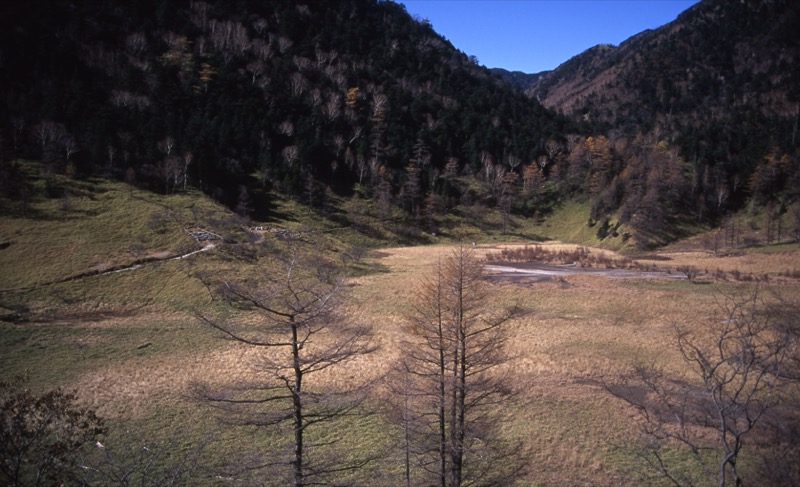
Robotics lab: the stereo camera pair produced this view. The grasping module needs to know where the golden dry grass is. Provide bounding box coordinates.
[650,248,800,275]
[3,234,799,485]
[345,242,800,485]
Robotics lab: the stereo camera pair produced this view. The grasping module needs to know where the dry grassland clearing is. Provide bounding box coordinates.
[3,193,800,487]
[348,242,800,486]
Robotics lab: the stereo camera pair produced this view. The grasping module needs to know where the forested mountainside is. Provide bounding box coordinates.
[1,0,799,248]
[527,0,800,236]
[490,68,547,92]
[0,0,569,220]
[531,0,800,130]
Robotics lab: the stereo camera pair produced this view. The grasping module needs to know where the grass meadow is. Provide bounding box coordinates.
[2,172,799,485]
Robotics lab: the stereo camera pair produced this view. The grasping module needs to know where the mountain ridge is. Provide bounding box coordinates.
[490,68,548,92]
[528,0,800,128]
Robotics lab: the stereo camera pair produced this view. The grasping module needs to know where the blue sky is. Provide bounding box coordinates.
[399,0,699,73]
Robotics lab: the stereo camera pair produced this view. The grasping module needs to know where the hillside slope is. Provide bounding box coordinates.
[530,0,800,129]
[521,0,800,248]
[0,0,569,218]
[491,68,548,91]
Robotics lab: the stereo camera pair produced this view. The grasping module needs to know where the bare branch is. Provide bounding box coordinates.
[195,240,375,485]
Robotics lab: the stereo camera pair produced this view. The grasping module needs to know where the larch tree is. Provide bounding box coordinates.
[196,241,376,487]
[389,245,524,487]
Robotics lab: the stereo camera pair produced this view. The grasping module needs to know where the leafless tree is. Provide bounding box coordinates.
[323,94,342,121]
[289,72,308,97]
[32,120,67,163]
[196,243,376,487]
[182,152,193,191]
[10,117,25,153]
[545,139,562,161]
[746,295,800,487]
[716,181,730,210]
[251,38,272,61]
[278,121,295,137]
[209,19,250,64]
[293,56,312,72]
[371,93,389,119]
[157,136,175,158]
[309,88,323,108]
[282,145,299,168]
[62,134,78,163]
[388,246,524,487]
[110,90,151,110]
[604,290,794,487]
[105,144,116,171]
[156,156,181,194]
[125,32,147,55]
[246,59,267,86]
[505,154,521,173]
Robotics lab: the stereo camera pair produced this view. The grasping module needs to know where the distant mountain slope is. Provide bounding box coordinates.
[522,0,800,248]
[529,0,799,144]
[490,68,548,91]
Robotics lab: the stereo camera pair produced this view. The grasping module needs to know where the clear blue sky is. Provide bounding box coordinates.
[399,0,699,73]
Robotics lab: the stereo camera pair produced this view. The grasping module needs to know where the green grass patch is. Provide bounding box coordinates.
[0,172,230,290]
[528,199,633,250]
[0,311,219,391]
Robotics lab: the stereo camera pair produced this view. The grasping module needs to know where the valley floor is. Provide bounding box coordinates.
[3,237,799,486]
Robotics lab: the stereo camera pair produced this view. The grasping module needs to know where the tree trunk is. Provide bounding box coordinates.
[450,257,466,487]
[404,392,411,487]
[438,320,447,487]
[291,319,304,487]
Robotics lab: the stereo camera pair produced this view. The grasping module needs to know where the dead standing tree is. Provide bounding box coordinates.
[388,245,524,487]
[605,290,792,487]
[196,245,375,487]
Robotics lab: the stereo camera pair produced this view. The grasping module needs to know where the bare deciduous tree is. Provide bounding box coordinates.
[181,151,193,191]
[196,244,376,487]
[289,72,308,97]
[157,136,175,158]
[387,246,524,487]
[281,145,299,168]
[156,156,181,194]
[604,290,793,487]
[32,121,69,165]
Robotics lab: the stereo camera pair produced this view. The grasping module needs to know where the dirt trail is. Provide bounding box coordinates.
[0,242,218,295]
[105,242,218,275]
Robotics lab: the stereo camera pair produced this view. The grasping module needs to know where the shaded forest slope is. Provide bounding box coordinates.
[0,0,568,220]
[530,0,799,177]
[524,0,800,247]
